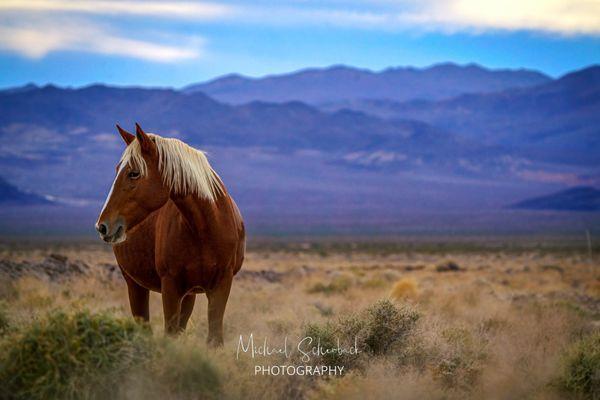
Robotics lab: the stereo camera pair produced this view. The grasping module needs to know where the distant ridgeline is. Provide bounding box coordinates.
[511,187,600,212]
[0,63,599,234]
[0,177,52,205]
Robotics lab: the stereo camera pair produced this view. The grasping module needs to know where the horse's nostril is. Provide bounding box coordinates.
[97,223,108,235]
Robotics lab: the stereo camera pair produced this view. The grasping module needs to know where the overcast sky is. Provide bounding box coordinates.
[0,0,599,88]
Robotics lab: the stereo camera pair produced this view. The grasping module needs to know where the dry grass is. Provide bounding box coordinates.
[0,239,598,399]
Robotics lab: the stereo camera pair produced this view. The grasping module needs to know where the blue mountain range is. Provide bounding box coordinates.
[1,63,598,234]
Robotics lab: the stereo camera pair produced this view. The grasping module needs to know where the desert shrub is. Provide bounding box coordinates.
[435,354,482,391]
[477,317,508,336]
[0,310,151,400]
[389,278,419,301]
[586,280,600,297]
[540,264,564,274]
[308,276,352,295]
[303,299,420,370]
[435,261,462,272]
[360,300,420,355]
[558,332,600,399]
[0,280,17,301]
[552,300,592,318]
[0,301,10,334]
[303,322,353,368]
[313,302,334,317]
[13,277,54,310]
[432,327,487,391]
[361,277,387,289]
[135,340,222,400]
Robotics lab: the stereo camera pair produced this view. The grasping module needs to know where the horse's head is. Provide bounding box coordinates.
[95,123,170,244]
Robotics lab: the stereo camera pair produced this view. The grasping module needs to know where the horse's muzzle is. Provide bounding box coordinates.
[95,219,127,244]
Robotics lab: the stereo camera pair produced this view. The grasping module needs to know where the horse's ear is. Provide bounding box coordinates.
[116,124,135,145]
[135,123,153,153]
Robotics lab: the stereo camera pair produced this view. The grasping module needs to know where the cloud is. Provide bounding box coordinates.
[2,0,599,36]
[406,0,600,35]
[243,0,600,35]
[0,0,232,20]
[0,18,203,62]
[0,0,596,64]
[516,169,586,185]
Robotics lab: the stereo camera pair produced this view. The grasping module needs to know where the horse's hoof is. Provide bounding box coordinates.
[207,337,224,348]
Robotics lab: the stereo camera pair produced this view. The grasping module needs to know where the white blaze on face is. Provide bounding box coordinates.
[99,162,126,217]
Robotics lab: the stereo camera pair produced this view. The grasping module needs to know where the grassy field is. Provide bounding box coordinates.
[0,237,598,399]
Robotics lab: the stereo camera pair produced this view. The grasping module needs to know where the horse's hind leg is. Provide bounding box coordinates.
[206,273,233,347]
[179,294,196,331]
[123,273,149,323]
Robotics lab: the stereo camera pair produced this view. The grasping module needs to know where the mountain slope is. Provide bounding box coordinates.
[324,65,600,166]
[511,186,600,211]
[0,177,52,205]
[0,83,489,204]
[0,84,464,153]
[184,63,550,105]
[0,64,597,233]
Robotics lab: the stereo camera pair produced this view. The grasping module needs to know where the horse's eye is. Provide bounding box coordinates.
[128,171,140,180]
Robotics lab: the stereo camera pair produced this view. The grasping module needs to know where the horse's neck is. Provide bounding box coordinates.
[171,193,216,235]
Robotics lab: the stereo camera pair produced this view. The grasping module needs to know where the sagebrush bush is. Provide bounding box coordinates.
[0,301,10,334]
[559,332,600,399]
[0,310,151,400]
[361,277,387,289]
[432,327,487,391]
[303,322,353,368]
[303,299,420,370]
[435,354,481,390]
[0,281,17,302]
[360,300,420,355]
[148,340,222,400]
[308,276,352,295]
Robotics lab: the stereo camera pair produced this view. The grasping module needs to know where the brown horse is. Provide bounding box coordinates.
[96,123,245,346]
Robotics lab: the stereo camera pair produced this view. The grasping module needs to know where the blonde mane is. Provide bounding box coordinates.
[119,134,223,202]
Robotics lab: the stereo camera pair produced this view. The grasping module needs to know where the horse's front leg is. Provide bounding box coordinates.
[161,276,184,335]
[123,272,150,323]
[206,272,233,347]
